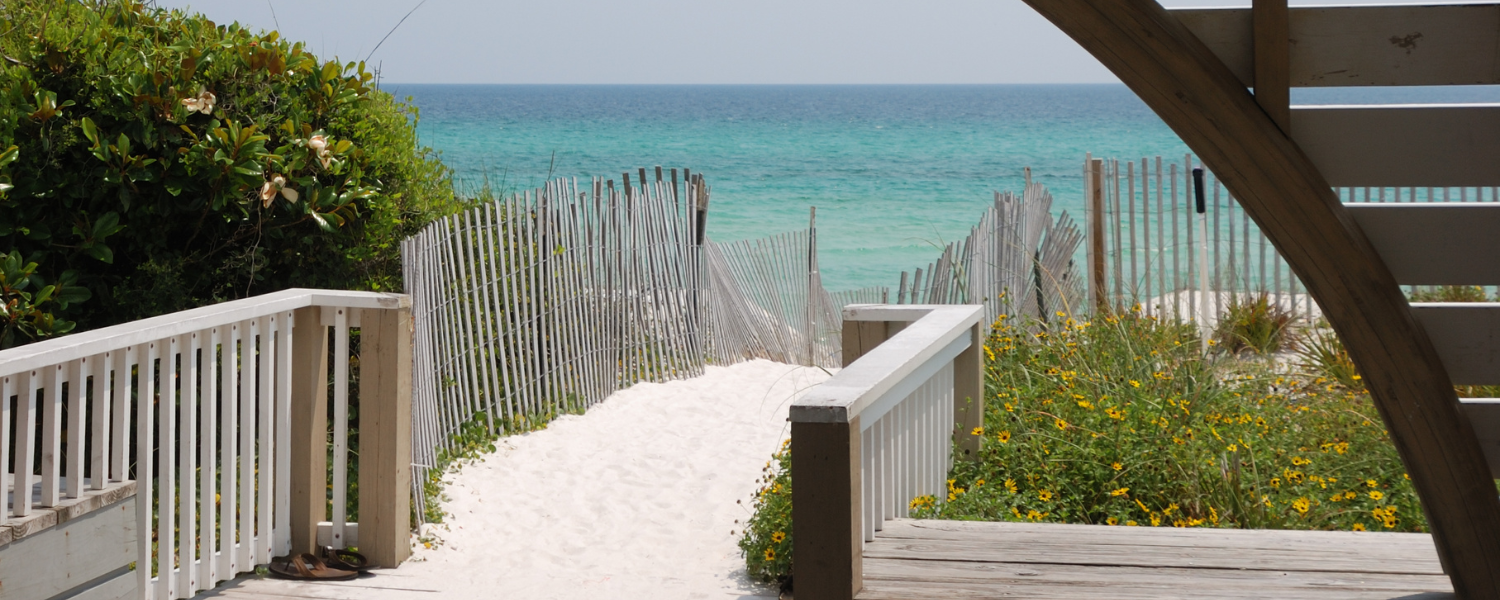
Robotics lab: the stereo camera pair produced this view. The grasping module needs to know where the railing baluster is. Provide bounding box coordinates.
[275,313,294,556]
[180,333,198,594]
[256,315,274,564]
[15,370,35,517]
[1,375,11,525]
[332,308,350,549]
[159,337,176,600]
[111,349,129,483]
[89,353,108,491]
[238,319,255,569]
[221,325,238,577]
[136,343,154,600]
[67,358,84,498]
[40,363,63,507]
[201,328,219,588]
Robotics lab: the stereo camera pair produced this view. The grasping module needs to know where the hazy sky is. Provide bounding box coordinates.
[151,0,1410,84]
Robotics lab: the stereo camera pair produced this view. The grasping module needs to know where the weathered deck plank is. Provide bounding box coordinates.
[858,519,1453,599]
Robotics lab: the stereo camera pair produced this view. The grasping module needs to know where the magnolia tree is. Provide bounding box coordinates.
[0,0,457,346]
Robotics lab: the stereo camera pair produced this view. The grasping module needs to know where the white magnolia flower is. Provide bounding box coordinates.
[260,174,298,208]
[307,134,333,169]
[181,91,216,115]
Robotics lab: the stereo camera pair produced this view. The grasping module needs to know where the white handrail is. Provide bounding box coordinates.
[0,288,408,378]
[790,305,982,425]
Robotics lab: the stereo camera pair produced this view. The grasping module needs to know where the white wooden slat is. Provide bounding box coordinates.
[238,320,255,570]
[39,363,63,507]
[256,316,273,564]
[180,333,198,594]
[1292,105,1500,187]
[1411,303,1500,385]
[159,338,176,600]
[331,308,350,549]
[887,377,902,510]
[902,399,914,518]
[66,358,84,498]
[1,375,10,524]
[89,353,108,491]
[220,325,237,577]
[275,313,293,556]
[863,427,875,543]
[1347,203,1500,285]
[200,328,219,587]
[1173,3,1500,88]
[1460,399,1500,478]
[135,344,153,600]
[110,350,128,483]
[874,415,887,526]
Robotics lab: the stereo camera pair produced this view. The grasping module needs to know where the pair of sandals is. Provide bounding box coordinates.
[268,546,371,581]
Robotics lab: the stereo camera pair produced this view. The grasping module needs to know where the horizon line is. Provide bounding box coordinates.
[377,81,1128,86]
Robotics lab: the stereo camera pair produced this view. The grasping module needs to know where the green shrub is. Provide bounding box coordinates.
[921,309,1421,532]
[1409,285,1489,303]
[738,440,793,587]
[1295,328,1364,392]
[0,0,459,345]
[1213,294,1299,355]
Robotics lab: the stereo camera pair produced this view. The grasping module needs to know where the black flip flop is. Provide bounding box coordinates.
[268,553,360,581]
[322,545,371,572]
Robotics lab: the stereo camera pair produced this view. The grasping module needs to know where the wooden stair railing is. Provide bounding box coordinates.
[1017,0,1500,596]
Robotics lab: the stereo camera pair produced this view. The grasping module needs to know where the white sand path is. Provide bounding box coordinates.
[202,360,828,600]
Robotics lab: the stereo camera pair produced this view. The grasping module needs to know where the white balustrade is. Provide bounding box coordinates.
[789,304,984,600]
[0,288,412,599]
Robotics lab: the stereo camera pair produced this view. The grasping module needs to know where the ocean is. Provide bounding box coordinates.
[385,83,1500,291]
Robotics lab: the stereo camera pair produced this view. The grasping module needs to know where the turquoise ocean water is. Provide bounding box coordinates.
[386,84,1500,291]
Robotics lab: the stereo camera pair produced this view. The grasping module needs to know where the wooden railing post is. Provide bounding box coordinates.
[953,323,985,460]
[289,307,328,556]
[1089,158,1108,313]
[842,320,888,367]
[791,416,862,600]
[358,306,413,568]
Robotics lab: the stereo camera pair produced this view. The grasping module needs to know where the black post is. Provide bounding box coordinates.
[1193,168,1207,214]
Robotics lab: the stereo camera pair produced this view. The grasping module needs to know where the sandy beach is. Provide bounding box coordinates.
[206,360,830,600]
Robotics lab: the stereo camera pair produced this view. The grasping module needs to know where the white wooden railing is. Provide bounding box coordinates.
[0,289,412,600]
[789,304,984,600]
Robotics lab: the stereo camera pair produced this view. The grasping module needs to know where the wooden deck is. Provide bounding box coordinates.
[859,520,1454,599]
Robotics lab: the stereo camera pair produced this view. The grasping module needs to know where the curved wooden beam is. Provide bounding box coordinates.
[1016,0,1500,596]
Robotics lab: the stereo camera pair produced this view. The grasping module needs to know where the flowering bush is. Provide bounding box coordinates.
[919,309,1423,532]
[0,0,457,342]
[738,440,793,587]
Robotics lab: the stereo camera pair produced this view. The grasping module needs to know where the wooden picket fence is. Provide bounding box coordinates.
[895,181,1086,327]
[401,169,886,520]
[1085,154,1320,326]
[1087,154,1500,327]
